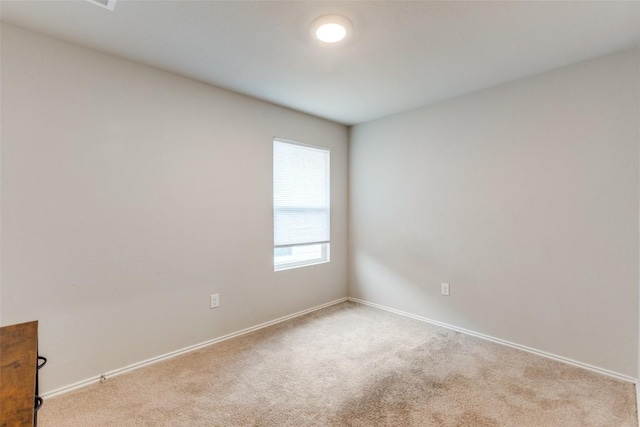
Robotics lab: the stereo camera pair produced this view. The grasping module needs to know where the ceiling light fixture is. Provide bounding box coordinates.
[85,0,117,11]
[311,15,352,43]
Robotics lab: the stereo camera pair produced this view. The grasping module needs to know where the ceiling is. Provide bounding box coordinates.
[1,1,639,126]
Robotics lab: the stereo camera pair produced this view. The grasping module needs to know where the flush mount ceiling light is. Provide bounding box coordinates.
[311,15,352,43]
[85,0,117,11]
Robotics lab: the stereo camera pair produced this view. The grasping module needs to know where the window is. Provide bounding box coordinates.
[273,138,330,271]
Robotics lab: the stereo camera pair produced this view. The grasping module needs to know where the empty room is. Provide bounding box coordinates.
[1,1,639,426]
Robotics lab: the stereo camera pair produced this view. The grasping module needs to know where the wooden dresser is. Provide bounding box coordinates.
[0,321,39,427]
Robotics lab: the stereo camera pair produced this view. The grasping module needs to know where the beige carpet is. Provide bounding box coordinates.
[39,301,636,426]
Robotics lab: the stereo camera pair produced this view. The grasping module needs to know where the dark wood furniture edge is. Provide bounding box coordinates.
[1,320,39,427]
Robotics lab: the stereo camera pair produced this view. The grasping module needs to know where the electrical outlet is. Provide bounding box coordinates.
[441,283,450,296]
[210,293,219,309]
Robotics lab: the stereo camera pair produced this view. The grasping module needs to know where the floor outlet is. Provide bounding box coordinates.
[210,293,219,309]
[441,283,450,296]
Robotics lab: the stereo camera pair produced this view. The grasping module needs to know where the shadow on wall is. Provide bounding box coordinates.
[350,250,475,328]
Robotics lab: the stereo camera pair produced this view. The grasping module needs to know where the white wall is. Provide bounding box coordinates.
[350,48,640,377]
[0,24,348,393]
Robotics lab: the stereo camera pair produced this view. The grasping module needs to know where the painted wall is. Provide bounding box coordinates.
[350,48,640,377]
[0,24,349,393]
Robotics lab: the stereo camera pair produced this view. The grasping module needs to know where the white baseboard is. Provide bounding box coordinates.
[42,297,348,399]
[39,295,639,400]
[348,297,637,384]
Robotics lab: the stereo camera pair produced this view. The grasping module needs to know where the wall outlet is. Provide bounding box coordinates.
[441,283,450,296]
[210,293,219,309]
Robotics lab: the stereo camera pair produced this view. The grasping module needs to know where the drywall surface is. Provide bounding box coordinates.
[350,48,640,377]
[0,24,348,393]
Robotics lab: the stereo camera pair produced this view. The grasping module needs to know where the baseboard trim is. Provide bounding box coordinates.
[348,297,636,384]
[42,297,349,399]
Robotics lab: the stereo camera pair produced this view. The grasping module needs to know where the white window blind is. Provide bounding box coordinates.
[273,139,330,269]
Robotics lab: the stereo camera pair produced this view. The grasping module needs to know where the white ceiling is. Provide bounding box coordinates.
[1,1,639,125]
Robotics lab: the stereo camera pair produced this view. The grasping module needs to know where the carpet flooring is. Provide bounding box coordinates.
[39,301,637,426]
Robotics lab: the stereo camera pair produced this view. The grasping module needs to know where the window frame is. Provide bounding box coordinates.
[274,242,330,271]
[273,138,330,271]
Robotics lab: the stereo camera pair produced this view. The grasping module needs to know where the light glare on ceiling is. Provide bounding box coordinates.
[311,15,352,43]
[316,23,347,43]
